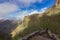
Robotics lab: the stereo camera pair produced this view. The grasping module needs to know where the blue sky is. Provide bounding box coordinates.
[0,0,55,19]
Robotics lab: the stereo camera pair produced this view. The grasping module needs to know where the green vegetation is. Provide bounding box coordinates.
[12,6,60,40]
[1,4,60,40]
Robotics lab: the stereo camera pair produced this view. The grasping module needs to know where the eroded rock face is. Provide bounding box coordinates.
[55,0,60,7]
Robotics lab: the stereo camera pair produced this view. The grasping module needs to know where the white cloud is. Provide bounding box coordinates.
[16,7,47,20]
[0,2,18,16]
[18,0,43,7]
[8,0,43,8]
[18,7,47,16]
[28,7,47,15]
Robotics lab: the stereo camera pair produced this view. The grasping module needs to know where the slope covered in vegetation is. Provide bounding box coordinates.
[12,0,60,39]
[12,4,60,40]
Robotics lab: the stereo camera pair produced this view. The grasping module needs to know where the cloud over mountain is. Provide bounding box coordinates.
[0,0,55,19]
[0,2,18,17]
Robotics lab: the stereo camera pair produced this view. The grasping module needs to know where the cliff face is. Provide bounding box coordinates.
[56,0,60,5]
[54,0,60,7]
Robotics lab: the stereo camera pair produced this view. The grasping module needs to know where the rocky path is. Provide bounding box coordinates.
[19,29,60,40]
[29,35,51,40]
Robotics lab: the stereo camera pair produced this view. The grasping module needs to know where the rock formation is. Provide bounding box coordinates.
[55,0,60,7]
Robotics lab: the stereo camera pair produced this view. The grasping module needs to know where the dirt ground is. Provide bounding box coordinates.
[29,35,51,40]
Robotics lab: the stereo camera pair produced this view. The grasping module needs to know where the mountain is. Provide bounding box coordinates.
[12,0,60,39]
[0,19,18,33]
[1,0,60,40]
[0,18,22,40]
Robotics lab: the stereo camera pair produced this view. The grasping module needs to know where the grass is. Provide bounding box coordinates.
[11,17,30,40]
[0,3,60,40]
[9,6,60,40]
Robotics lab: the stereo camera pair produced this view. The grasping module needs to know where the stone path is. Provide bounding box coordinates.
[19,29,60,40]
[29,35,51,40]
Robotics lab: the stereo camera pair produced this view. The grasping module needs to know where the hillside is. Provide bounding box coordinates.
[4,0,60,40]
[20,6,60,36]
[0,19,22,40]
[11,1,60,40]
[20,0,60,36]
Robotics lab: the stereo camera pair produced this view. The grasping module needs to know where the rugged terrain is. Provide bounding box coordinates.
[12,0,60,40]
[0,0,60,40]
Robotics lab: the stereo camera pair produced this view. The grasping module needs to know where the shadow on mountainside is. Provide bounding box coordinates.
[0,20,19,40]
